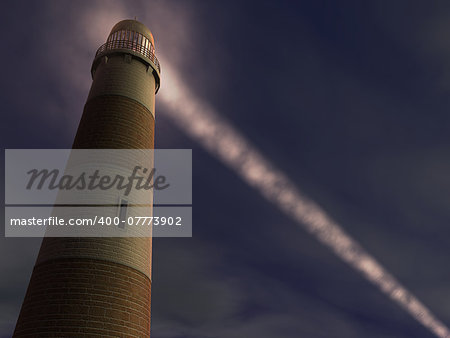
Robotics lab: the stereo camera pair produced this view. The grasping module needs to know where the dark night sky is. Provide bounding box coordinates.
[1,1,450,337]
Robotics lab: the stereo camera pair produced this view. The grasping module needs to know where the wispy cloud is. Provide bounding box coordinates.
[157,27,450,338]
[3,1,449,337]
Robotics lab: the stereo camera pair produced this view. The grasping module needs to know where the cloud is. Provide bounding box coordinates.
[157,42,449,338]
[3,1,450,337]
[0,208,41,336]
[151,236,412,338]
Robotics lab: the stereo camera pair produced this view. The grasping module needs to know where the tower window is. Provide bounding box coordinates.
[118,198,128,229]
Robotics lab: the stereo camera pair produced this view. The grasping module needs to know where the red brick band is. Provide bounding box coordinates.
[14,257,151,337]
[73,95,155,149]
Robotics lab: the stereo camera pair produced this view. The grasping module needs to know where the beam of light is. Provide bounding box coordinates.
[158,62,450,338]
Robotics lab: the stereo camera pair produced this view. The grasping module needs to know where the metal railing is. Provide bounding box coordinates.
[95,40,161,73]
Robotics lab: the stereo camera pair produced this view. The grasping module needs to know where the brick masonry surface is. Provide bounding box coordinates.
[14,43,156,336]
[13,258,151,337]
[73,95,155,149]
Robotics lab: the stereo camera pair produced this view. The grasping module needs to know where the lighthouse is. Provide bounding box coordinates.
[14,19,160,337]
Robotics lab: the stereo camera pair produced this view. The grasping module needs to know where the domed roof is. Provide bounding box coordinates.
[109,19,155,48]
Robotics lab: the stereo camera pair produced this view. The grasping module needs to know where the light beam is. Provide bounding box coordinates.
[159,62,450,338]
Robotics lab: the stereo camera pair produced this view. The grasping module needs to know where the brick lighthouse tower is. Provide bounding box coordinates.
[13,20,160,337]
